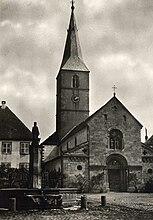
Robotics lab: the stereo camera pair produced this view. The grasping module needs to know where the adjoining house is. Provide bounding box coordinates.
[42,3,153,192]
[142,135,153,184]
[0,101,32,169]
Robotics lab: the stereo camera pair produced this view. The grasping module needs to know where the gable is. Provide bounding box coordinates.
[57,95,142,145]
[87,96,143,129]
[0,106,32,141]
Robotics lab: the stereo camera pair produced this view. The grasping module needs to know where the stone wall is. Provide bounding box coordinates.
[45,158,61,172]
[87,97,142,192]
[88,97,142,167]
[142,159,153,183]
[61,127,88,152]
[56,70,89,138]
[62,156,89,191]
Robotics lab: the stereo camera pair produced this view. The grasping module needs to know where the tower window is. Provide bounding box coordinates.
[72,75,79,88]
[109,129,123,150]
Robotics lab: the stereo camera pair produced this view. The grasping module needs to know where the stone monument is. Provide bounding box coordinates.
[29,122,42,189]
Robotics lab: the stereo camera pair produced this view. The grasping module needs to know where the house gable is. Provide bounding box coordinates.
[0,105,32,141]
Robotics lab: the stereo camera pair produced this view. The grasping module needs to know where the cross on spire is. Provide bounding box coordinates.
[112,85,117,96]
[71,0,75,10]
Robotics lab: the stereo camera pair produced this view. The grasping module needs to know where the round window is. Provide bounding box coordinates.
[77,165,82,171]
[148,169,153,174]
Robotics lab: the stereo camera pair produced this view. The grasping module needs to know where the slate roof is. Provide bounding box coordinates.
[42,132,59,145]
[0,105,32,141]
[141,143,153,156]
[60,95,143,143]
[44,147,60,163]
[60,4,89,72]
[44,95,143,146]
[145,135,153,146]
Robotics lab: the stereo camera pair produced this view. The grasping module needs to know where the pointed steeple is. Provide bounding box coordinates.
[60,2,89,71]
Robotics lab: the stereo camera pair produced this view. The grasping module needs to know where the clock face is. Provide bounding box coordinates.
[71,95,80,103]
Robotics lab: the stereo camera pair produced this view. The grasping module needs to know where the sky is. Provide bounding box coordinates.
[0,0,153,142]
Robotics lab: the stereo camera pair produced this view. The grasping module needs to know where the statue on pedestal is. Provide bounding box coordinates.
[32,122,40,145]
[29,122,41,189]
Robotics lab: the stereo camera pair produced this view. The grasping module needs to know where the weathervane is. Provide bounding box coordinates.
[112,85,117,97]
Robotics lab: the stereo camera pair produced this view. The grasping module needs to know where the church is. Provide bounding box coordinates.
[42,2,153,192]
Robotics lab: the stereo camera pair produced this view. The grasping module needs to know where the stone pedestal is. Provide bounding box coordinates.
[29,139,41,189]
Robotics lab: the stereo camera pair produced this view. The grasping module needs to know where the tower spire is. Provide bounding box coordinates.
[71,0,75,11]
[56,2,89,139]
[60,1,88,71]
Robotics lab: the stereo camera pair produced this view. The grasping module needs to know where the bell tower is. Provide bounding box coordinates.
[56,2,89,139]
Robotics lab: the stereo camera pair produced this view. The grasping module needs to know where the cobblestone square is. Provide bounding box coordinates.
[0,193,153,220]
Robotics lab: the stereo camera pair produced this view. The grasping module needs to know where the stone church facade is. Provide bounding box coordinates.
[43,3,153,192]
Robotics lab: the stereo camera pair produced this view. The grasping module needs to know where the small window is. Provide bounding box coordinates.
[72,75,79,88]
[19,163,29,170]
[123,115,126,122]
[75,137,77,146]
[77,165,82,170]
[148,169,153,174]
[104,114,107,121]
[20,142,29,155]
[1,162,11,168]
[2,142,12,154]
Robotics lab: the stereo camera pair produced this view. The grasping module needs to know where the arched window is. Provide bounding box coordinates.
[109,129,123,150]
[72,75,79,88]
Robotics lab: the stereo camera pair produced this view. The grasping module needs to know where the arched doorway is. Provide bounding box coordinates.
[106,154,128,192]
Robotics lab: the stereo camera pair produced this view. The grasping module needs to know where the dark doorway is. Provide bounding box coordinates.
[107,154,128,192]
[108,169,121,192]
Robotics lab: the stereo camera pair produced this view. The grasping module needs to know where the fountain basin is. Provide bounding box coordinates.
[0,188,78,210]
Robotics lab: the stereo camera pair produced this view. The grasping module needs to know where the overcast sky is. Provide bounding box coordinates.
[0,0,153,142]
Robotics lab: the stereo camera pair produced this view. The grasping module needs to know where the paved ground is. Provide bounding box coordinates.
[86,192,153,211]
[0,193,153,220]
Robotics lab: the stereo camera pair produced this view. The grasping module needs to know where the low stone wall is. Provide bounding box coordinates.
[0,188,78,210]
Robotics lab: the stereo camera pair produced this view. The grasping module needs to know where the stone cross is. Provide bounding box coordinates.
[112,85,117,96]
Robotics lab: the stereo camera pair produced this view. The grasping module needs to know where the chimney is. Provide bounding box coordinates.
[1,101,6,109]
[145,128,148,142]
